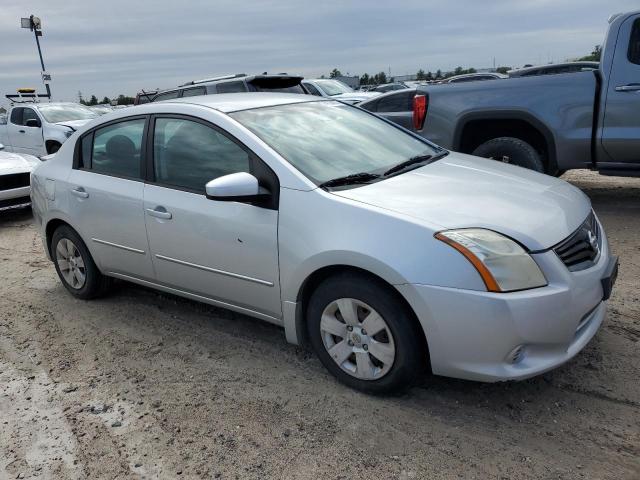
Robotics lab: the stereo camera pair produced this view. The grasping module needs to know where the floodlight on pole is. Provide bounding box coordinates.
[19,14,51,100]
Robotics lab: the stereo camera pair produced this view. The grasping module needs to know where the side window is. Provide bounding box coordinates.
[305,83,322,96]
[216,81,247,94]
[361,99,378,112]
[10,108,24,125]
[629,18,640,65]
[22,108,40,127]
[376,91,413,112]
[154,91,180,102]
[182,87,206,97]
[89,119,145,178]
[153,117,251,192]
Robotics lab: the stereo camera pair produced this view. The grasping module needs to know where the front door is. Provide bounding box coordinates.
[8,107,44,154]
[67,116,155,280]
[143,116,281,319]
[601,14,640,164]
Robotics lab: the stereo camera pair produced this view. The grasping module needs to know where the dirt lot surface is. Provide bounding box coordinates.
[1,170,638,479]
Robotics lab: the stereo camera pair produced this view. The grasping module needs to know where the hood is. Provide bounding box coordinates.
[332,153,591,250]
[0,151,41,175]
[54,119,93,130]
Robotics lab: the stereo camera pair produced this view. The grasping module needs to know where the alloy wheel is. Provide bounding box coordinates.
[320,298,396,380]
[55,238,86,289]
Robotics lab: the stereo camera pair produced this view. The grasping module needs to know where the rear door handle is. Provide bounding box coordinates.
[146,207,172,219]
[615,84,640,92]
[19,130,25,133]
[71,187,89,199]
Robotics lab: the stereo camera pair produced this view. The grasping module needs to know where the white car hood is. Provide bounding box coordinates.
[332,153,591,250]
[0,151,40,175]
[54,119,93,130]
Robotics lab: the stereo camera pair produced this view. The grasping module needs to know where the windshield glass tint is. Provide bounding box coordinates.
[38,104,98,123]
[315,80,354,96]
[230,101,438,184]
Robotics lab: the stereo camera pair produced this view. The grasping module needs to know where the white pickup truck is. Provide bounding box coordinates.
[0,102,97,157]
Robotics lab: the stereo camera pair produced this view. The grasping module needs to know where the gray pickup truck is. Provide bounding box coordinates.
[359,10,640,177]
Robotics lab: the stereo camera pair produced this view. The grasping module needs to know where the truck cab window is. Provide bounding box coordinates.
[629,19,640,65]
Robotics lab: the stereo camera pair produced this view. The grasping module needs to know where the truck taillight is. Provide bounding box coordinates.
[413,94,427,131]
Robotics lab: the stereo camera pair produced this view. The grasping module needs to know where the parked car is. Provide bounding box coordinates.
[0,143,40,211]
[151,74,306,102]
[367,82,409,93]
[134,90,158,105]
[443,72,508,83]
[508,61,599,78]
[0,102,98,157]
[31,92,617,393]
[359,10,640,177]
[301,79,379,104]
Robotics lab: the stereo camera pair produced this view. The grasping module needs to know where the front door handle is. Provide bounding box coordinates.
[146,207,172,220]
[19,130,26,133]
[615,84,640,92]
[71,187,89,199]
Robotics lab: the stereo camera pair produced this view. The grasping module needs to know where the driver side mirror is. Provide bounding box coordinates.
[0,143,4,151]
[205,172,270,202]
[25,119,41,128]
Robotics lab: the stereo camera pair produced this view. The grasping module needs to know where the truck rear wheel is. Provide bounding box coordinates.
[472,137,544,173]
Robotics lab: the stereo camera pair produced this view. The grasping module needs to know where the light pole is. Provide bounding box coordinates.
[20,15,51,99]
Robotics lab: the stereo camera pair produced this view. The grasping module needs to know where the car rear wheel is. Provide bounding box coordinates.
[51,225,111,299]
[307,273,424,394]
[472,137,544,173]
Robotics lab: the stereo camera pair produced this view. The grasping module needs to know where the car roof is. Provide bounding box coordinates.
[164,92,324,113]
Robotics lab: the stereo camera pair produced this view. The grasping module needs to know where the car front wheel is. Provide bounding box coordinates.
[51,225,111,299]
[307,273,425,394]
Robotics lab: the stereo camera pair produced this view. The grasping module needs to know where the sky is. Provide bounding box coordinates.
[1,0,638,103]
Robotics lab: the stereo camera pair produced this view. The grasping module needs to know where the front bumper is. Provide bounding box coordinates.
[397,228,615,382]
[0,186,31,211]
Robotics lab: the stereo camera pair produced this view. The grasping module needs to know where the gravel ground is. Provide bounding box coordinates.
[0,169,638,480]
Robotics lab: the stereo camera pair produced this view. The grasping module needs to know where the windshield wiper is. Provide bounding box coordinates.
[383,151,449,177]
[318,172,380,189]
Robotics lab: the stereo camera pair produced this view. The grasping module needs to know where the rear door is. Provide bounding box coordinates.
[7,107,44,154]
[601,15,640,164]
[66,116,155,280]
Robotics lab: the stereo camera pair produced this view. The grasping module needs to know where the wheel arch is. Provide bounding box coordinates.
[452,111,559,174]
[291,264,430,369]
[44,216,100,269]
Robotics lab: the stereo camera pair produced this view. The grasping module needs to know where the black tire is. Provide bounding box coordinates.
[51,225,111,299]
[307,272,425,394]
[47,142,61,154]
[472,137,544,173]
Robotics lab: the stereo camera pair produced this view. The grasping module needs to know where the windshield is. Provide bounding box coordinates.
[230,101,439,185]
[314,80,354,96]
[37,104,98,123]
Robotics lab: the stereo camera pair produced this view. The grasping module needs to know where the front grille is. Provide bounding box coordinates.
[0,172,30,191]
[554,212,601,271]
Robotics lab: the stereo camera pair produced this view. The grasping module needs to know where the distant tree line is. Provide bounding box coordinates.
[77,92,135,106]
[326,66,512,85]
[577,45,602,62]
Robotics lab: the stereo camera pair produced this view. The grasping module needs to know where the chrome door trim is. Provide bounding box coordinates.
[92,238,146,254]
[106,272,283,325]
[155,253,274,287]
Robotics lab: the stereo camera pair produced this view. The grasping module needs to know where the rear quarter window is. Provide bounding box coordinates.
[215,81,247,94]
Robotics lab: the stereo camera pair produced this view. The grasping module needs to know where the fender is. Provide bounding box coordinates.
[451,109,559,173]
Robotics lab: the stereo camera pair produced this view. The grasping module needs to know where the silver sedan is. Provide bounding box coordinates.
[30,93,617,393]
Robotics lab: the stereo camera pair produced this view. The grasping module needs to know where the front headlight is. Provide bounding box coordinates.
[64,129,74,138]
[435,229,547,292]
